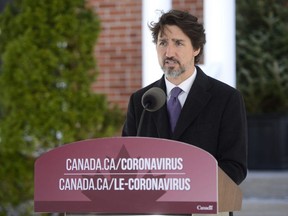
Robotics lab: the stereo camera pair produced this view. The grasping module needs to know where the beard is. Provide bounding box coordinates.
[162,66,185,78]
[161,57,185,78]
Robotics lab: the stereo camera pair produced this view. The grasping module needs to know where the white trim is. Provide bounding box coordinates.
[142,0,172,87]
[203,0,236,87]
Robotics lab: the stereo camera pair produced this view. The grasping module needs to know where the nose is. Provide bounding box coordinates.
[165,44,175,58]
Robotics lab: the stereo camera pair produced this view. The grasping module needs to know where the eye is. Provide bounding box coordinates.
[158,40,167,47]
[175,40,184,46]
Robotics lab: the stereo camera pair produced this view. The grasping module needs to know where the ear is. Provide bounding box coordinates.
[193,48,201,57]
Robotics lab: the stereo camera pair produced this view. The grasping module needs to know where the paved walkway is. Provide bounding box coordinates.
[234,170,288,216]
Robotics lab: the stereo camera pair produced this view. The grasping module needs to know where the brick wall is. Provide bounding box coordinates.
[173,0,203,22]
[89,0,203,110]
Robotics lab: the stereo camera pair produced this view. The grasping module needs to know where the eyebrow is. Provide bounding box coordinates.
[172,39,185,43]
[158,38,186,43]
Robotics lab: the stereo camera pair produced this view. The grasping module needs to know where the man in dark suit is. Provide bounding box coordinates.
[122,10,247,189]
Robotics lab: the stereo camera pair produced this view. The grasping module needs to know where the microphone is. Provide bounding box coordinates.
[141,87,166,112]
[137,87,166,136]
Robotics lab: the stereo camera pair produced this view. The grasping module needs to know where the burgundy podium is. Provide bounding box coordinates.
[34,137,242,214]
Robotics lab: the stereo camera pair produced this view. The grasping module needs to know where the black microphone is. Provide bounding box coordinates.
[137,87,166,136]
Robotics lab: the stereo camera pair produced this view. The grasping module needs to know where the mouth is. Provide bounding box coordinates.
[164,58,179,67]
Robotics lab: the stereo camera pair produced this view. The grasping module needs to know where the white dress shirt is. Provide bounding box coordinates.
[165,67,197,107]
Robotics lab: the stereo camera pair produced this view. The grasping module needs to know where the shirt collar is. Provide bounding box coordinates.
[165,67,197,96]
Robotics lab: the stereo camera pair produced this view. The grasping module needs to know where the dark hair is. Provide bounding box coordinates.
[149,9,206,63]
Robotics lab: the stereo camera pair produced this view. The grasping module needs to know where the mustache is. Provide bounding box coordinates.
[163,57,180,65]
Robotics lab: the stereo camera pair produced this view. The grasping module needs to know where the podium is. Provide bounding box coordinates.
[34,137,242,214]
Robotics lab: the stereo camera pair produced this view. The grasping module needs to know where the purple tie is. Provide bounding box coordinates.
[167,87,182,132]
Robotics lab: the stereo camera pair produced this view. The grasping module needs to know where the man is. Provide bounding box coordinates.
[122,10,247,215]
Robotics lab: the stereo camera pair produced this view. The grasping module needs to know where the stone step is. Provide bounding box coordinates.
[234,171,288,216]
[234,198,288,216]
[239,171,288,199]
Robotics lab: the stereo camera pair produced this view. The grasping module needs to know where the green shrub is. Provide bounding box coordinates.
[0,0,124,212]
[236,0,288,114]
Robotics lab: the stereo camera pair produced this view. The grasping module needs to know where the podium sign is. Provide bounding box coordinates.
[34,137,218,214]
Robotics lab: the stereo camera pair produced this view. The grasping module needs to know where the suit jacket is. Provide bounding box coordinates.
[122,66,248,184]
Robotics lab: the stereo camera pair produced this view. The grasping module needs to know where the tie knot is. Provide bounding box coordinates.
[170,87,182,98]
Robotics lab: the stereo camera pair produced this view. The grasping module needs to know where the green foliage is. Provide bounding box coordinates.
[236,0,288,114]
[0,0,124,212]
[0,152,34,214]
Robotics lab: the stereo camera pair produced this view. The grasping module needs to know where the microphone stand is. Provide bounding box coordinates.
[136,103,149,136]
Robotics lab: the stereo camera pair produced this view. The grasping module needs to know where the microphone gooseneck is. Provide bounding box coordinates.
[137,87,166,136]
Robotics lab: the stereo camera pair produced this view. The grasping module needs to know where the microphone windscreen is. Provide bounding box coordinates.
[141,87,166,112]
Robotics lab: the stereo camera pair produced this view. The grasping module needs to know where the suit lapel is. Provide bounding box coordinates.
[154,106,172,138]
[151,77,172,139]
[173,68,212,139]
